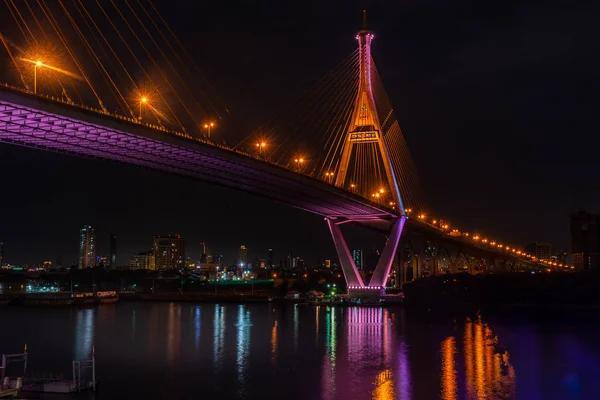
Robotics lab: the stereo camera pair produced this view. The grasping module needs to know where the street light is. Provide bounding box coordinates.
[294,157,305,172]
[203,122,215,138]
[139,96,148,120]
[255,141,267,157]
[324,172,334,182]
[34,60,42,94]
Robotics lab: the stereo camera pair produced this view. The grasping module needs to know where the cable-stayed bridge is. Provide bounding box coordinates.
[0,2,565,297]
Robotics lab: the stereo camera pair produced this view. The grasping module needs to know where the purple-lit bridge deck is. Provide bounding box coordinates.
[0,85,397,226]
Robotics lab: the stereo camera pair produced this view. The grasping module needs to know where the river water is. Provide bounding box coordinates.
[1,302,599,399]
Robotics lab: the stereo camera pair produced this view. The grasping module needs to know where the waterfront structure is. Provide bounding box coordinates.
[79,225,97,269]
[130,251,155,270]
[524,242,552,261]
[109,233,117,269]
[352,249,364,270]
[153,234,185,270]
[570,210,600,269]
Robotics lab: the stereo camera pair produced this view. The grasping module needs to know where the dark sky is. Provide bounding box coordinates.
[1,0,598,266]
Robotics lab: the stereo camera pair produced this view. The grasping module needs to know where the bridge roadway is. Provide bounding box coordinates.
[0,85,545,269]
[0,85,397,228]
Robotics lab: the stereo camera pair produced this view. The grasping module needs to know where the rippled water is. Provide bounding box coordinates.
[1,302,599,399]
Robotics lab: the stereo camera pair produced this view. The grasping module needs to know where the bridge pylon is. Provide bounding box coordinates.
[328,11,407,298]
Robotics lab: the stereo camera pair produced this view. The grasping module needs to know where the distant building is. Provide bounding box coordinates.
[56,255,63,269]
[524,242,552,261]
[352,249,364,270]
[0,241,3,267]
[571,210,600,269]
[200,242,208,264]
[268,249,274,269]
[324,259,331,268]
[130,251,156,270]
[237,245,248,267]
[43,261,52,269]
[97,256,108,267]
[153,234,185,270]
[109,234,117,269]
[213,253,223,265]
[554,251,568,266]
[79,225,97,269]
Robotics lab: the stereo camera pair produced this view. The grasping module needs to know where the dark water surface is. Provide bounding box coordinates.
[1,302,599,399]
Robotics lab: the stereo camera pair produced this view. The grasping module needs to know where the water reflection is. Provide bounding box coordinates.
[194,307,201,351]
[6,301,594,399]
[321,307,337,400]
[397,339,412,399]
[213,304,225,372]
[166,303,181,367]
[271,319,278,366]
[441,337,457,400]
[73,308,95,361]
[236,305,251,397]
[462,318,516,399]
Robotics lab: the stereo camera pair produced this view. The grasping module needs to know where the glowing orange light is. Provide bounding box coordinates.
[141,97,148,103]
[36,60,42,67]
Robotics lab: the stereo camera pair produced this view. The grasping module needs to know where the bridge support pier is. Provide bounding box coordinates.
[327,216,406,298]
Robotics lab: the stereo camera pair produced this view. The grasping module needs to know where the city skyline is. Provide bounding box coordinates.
[0,0,596,265]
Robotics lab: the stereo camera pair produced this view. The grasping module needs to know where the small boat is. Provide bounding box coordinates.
[72,292,96,306]
[96,291,119,304]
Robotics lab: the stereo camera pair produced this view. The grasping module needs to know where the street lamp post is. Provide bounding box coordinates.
[139,97,147,120]
[204,122,215,139]
[294,157,304,172]
[34,61,42,94]
[255,141,267,158]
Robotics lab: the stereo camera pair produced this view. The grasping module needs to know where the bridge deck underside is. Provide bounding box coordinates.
[0,89,396,223]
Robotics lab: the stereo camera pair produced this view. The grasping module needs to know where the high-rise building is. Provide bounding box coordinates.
[56,255,63,269]
[130,251,156,270]
[0,241,3,267]
[571,210,600,269]
[200,242,208,263]
[237,245,248,267]
[153,234,186,270]
[79,225,97,269]
[352,249,364,270]
[268,249,274,269]
[109,234,117,269]
[524,242,552,261]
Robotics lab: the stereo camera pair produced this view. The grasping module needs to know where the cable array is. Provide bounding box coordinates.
[0,0,234,136]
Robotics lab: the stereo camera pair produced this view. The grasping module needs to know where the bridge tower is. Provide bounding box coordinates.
[328,11,407,298]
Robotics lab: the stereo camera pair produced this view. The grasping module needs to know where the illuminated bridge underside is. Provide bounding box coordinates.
[0,88,397,225]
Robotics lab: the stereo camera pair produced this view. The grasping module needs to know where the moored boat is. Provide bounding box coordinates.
[96,291,119,304]
[72,292,95,306]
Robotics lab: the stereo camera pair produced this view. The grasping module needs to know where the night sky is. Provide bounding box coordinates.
[0,0,598,266]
